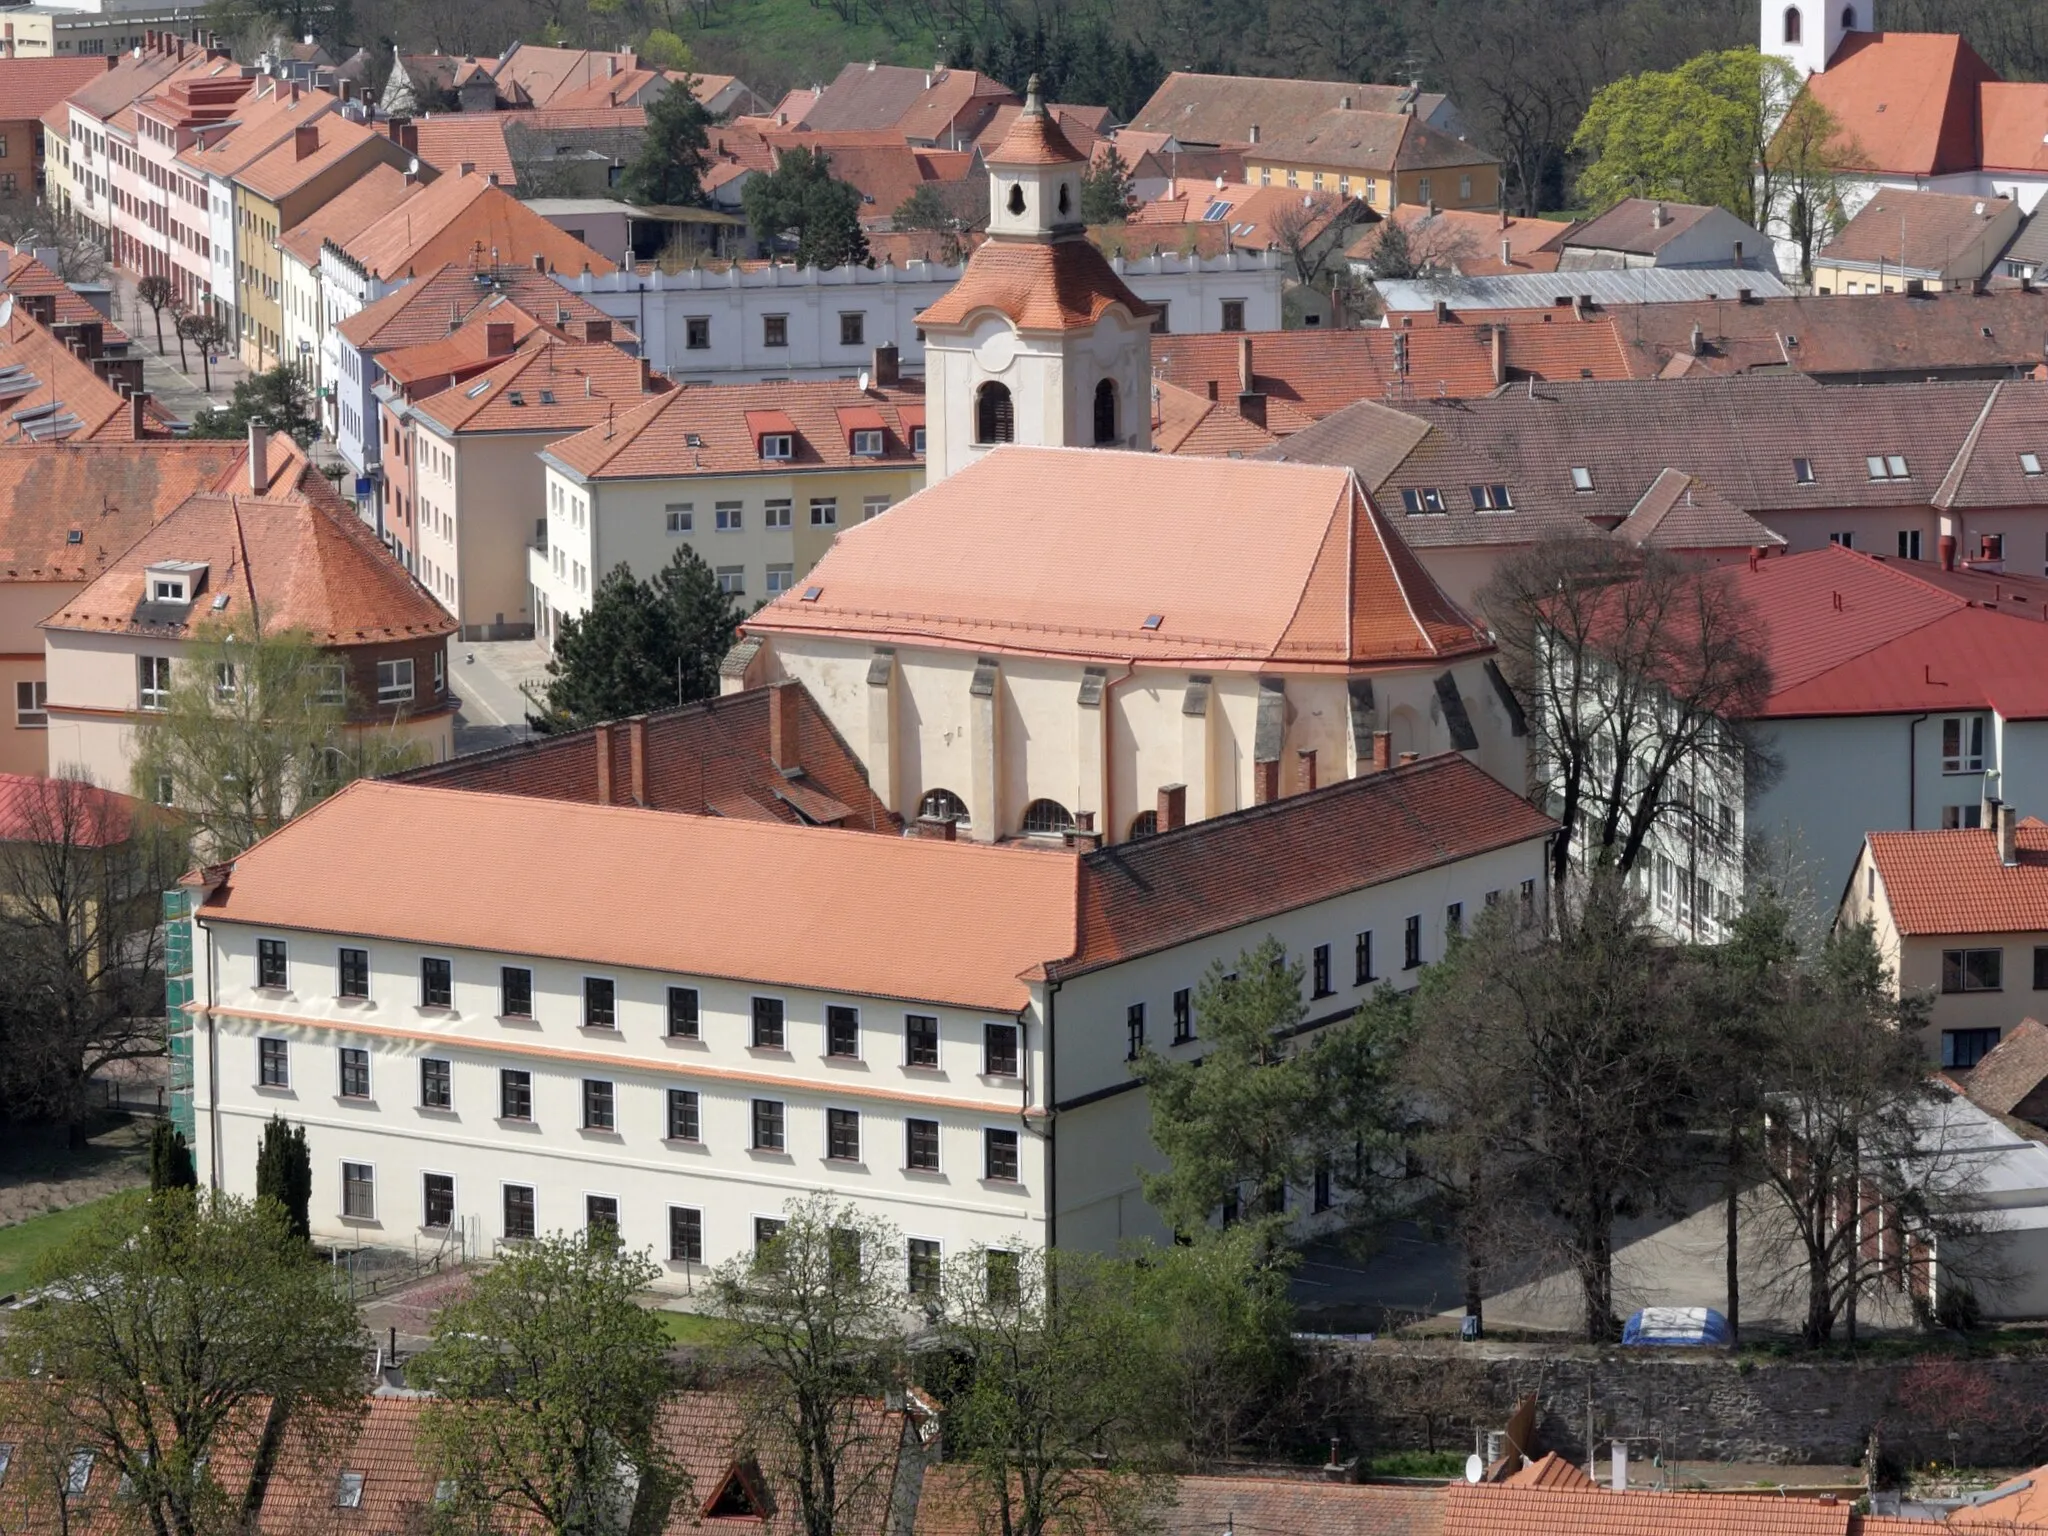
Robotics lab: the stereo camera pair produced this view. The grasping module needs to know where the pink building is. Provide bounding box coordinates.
[135,72,253,306]
[104,58,245,297]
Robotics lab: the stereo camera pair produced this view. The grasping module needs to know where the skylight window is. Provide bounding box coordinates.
[800,586,823,602]
[335,1472,365,1509]
[1570,467,1594,492]
[1201,200,1232,221]
[1399,487,1446,515]
[1793,457,1816,485]
[465,379,491,398]
[685,433,705,449]
[2023,452,2043,476]
[1866,454,1909,481]
[1142,613,1164,630]
[1469,484,1513,512]
[507,390,526,407]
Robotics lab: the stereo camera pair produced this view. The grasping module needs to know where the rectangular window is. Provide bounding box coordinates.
[420,1057,451,1110]
[827,1004,860,1058]
[766,563,794,595]
[1943,1028,2001,1069]
[423,1173,455,1228]
[501,966,533,1018]
[1312,944,1332,997]
[762,498,792,529]
[1867,454,1910,480]
[1830,531,1854,549]
[421,956,452,1009]
[863,495,891,520]
[1221,298,1246,332]
[1446,901,1463,937]
[907,1117,940,1171]
[259,1036,288,1087]
[987,1248,1021,1304]
[338,1047,370,1099]
[910,427,926,454]
[1355,930,1375,984]
[1172,987,1193,1043]
[15,678,47,728]
[715,501,743,531]
[503,1184,536,1241]
[2024,451,2043,476]
[2035,945,2048,991]
[717,566,744,595]
[809,497,838,527]
[582,1078,615,1131]
[1942,948,2003,993]
[906,1013,939,1067]
[586,1194,619,1233]
[1125,1002,1145,1060]
[752,1098,785,1151]
[755,1216,785,1252]
[828,1106,861,1162]
[851,429,884,456]
[1521,878,1537,925]
[1898,529,1922,560]
[985,1127,1020,1182]
[1468,484,1514,511]
[1570,466,1594,492]
[500,1068,532,1121]
[258,937,288,989]
[763,314,787,346]
[839,311,864,345]
[138,654,170,709]
[752,996,785,1049]
[908,1238,941,1295]
[667,985,699,1038]
[583,977,616,1029]
[1793,457,1815,485]
[984,1021,1019,1077]
[685,316,710,349]
[667,1088,700,1141]
[1941,716,1986,773]
[665,504,693,534]
[342,1162,375,1220]
[1404,915,1422,969]
[375,657,414,702]
[669,1205,703,1263]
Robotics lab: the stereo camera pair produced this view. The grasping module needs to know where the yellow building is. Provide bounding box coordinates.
[1244,108,1500,215]
[533,364,927,647]
[233,116,410,369]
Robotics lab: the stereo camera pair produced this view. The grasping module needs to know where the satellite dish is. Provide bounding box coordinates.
[1464,1454,1483,1484]
[858,369,871,391]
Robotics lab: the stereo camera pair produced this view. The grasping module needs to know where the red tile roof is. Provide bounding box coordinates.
[745,445,1491,671]
[1818,188,2016,272]
[917,237,1154,332]
[546,376,922,478]
[1866,820,2048,936]
[335,262,623,352]
[227,109,393,204]
[1563,198,1721,257]
[1506,1454,1599,1491]
[1611,469,1785,552]
[0,772,139,845]
[201,778,1082,1012]
[409,340,657,435]
[0,309,164,443]
[1441,1483,1866,1536]
[43,485,455,647]
[1,243,130,345]
[1977,82,2048,173]
[920,1466,1446,1536]
[0,440,249,582]
[988,94,1086,167]
[1150,376,1284,456]
[410,114,515,183]
[394,680,899,830]
[1054,753,1555,978]
[1348,206,1566,276]
[976,102,1106,161]
[1127,71,1449,149]
[338,172,615,281]
[0,57,113,124]
[1800,32,1998,177]
[276,162,422,268]
[175,81,338,181]
[1257,108,1495,174]
[1964,1016,2048,1116]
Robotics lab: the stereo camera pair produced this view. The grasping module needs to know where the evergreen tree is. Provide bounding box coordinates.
[147,1121,197,1193]
[621,78,712,206]
[187,364,320,446]
[743,146,870,269]
[254,1115,312,1241]
[1080,146,1134,224]
[534,547,743,731]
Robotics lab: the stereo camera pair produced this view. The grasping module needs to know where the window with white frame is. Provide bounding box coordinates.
[716,502,743,532]
[862,495,890,520]
[766,564,794,594]
[1942,715,1986,772]
[665,504,693,534]
[763,499,792,529]
[717,566,744,595]
[376,658,414,702]
[341,1162,375,1219]
[15,679,46,727]
[809,497,837,526]
[852,429,884,456]
[138,654,171,710]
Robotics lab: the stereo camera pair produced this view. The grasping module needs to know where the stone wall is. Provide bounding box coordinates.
[1333,1344,2048,1468]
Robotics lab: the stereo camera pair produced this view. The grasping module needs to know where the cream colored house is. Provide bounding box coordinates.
[1842,804,2048,1069]
[731,445,1525,845]
[535,366,925,638]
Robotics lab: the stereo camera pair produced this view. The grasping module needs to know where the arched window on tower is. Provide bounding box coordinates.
[975,382,1014,445]
[1007,183,1026,215]
[1021,798,1075,837]
[1093,379,1118,444]
[919,788,969,826]
[1841,4,1856,27]
[1058,181,1071,216]
[1783,5,1802,43]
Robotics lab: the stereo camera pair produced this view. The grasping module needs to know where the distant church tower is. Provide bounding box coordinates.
[915,76,1156,483]
[1766,0,1873,76]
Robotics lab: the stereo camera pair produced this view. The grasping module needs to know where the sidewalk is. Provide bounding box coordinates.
[104,267,247,422]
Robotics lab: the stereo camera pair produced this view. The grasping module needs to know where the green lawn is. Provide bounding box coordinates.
[0,1197,113,1299]
[652,1309,732,1344]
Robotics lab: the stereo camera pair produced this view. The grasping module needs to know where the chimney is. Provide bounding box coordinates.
[626,716,647,805]
[1738,288,1753,304]
[1064,811,1104,851]
[1940,532,1958,570]
[1297,747,1317,794]
[768,681,799,771]
[129,389,147,437]
[1501,236,1512,267]
[1372,730,1392,773]
[583,318,613,343]
[1398,751,1419,765]
[1157,783,1186,833]
[293,122,317,158]
[533,252,547,272]
[872,343,900,386]
[1434,299,1449,322]
[1612,1443,1629,1495]
[1499,206,1509,231]
[2000,802,2019,868]
[1690,321,1706,356]
[1651,200,1666,229]
[485,321,514,355]
[917,814,958,840]
[1489,323,1505,386]
[594,722,614,804]
[1253,758,1280,805]
[386,113,411,141]
[1237,334,1253,392]
[1238,390,1267,428]
[246,420,270,493]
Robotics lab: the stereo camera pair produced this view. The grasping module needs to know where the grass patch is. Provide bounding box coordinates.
[1369,1450,1468,1479]
[652,1309,732,1344]
[0,1197,115,1298]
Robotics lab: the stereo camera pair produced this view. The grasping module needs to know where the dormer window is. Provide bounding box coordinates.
[155,577,187,602]
[851,429,883,456]
[911,426,927,453]
[760,433,793,460]
[146,560,206,605]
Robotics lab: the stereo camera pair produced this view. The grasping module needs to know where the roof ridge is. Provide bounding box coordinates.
[1935,378,2003,509]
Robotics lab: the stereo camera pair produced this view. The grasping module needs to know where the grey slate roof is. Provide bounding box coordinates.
[1376,267,1790,311]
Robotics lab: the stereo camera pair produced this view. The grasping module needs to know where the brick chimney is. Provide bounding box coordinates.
[767,681,798,771]
[1253,759,1280,804]
[916,814,957,840]
[594,723,614,804]
[1157,782,1186,833]
[1398,750,1419,765]
[626,716,647,805]
[1371,730,1392,773]
[246,420,269,493]
[1297,747,1317,794]
[1489,323,1505,386]
[1940,532,1958,570]
[294,122,318,158]
[1238,390,1267,429]
[582,318,612,344]
[128,389,148,437]
[1237,335,1253,393]
[1064,811,1104,851]
[485,321,514,355]
[872,343,899,386]
[2000,802,2019,867]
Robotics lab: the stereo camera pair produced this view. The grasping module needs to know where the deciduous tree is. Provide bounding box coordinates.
[176,310,232,394]
[135,274,177,356]
[413,1230,682,1536]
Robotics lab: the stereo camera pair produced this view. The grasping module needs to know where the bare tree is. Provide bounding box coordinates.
[1267,192,1356,287]
[175,310,231,394]
[0,204,108,283]
[135,273,176,356]
[1482,531,1777,896]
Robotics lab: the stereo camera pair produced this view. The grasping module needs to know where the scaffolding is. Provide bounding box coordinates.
[163,888,194,1140]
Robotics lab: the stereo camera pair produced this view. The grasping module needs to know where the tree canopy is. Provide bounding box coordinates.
[188,364,321,446]
[620,76,712,206]
[743,146,871,269]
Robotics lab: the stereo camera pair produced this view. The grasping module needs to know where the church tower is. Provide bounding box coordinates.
[916,76,1156,483]
[1766,0,1873,76]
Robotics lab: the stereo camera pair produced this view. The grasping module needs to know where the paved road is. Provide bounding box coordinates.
[103,269,249,423]
[449,638,549,755]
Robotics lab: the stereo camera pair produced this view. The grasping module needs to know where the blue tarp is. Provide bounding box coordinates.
[1621,1307,1732,1346]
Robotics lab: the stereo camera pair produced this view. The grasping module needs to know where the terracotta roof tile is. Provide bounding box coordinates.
[0,772,138,845]
[1819,188,2017,272]
[276,163,422,268]
[0,57,114,122]
[1,243,130,344]
[546,376,922,479]
[1128,71,1450,148]
[0,439,247,581]
[0,309,158,443]
[1149,377,1283,456]
[175,83,338,180]
[1565,198,1722,256]
[1867,820,2048,936]
[917,237,1153,332]
[988,95,1086,167]
[1258,108,1494,174]
[229,110,391,202]
[43,486,455,646]
[410,340,656,435]
[1964,1017,2048,1116]
[1506,1454,1599,1490]
[1442,1483,1861,1536]
[338,172,615,282]
[1949,1463,2048,1527]
[201,779,1079,1012]
[410,115,516,183]
[801,61,1014,139]
[1977,83,2048,174]
[1348,206,1566,275]
[374,317,546,393]
[976,102,1106,160]
[519,104,649,131]
[917,1465,1445,1536]
[1799,31,1998,178]
[66,42,205,122]
[395,680,899,832]
[1125,181,1360,254]
[336,262,623,352]
[1611,469,1785,551]
[757,131,978,221]
[744,445,1490,670]
[1055,753,1554,978]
